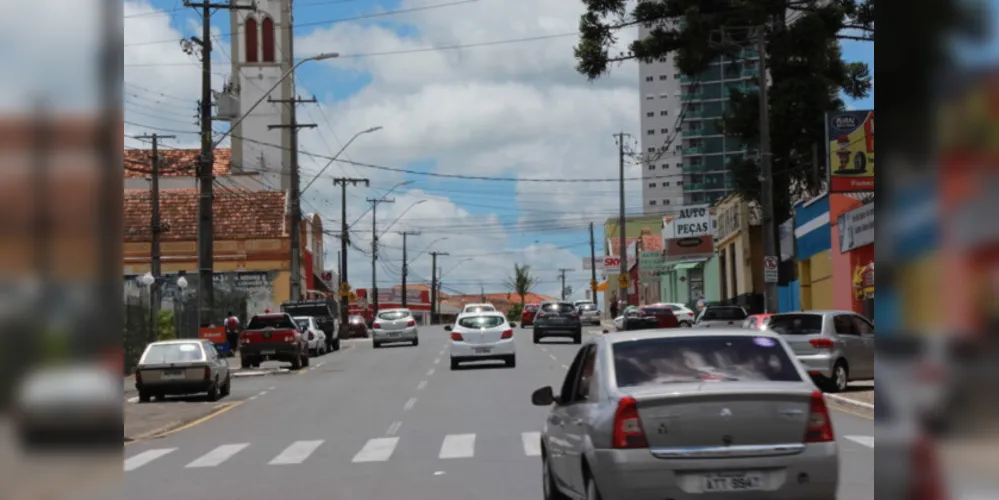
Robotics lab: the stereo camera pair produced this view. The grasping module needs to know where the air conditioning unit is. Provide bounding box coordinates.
[215,91,240,121]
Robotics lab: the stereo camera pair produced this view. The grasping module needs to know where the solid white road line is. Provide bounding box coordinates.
[353,437,400,463]
[439,434,476,459]
[521,432,541,457]
[416,380,428,390]
[404,397,417,411]
[124,448,176,471]
[269,440,325,465]
[844,435,875,448]
[185,444,249,468]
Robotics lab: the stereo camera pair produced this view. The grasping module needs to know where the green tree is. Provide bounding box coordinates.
[507,303,524,322]
[504,263,540,308]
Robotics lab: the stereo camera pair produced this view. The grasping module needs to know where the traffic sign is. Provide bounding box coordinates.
[618,274,630,287]
[590,280,598,289]
[763,256,779,283]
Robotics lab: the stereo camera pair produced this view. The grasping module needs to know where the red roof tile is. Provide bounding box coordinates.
[124,189,286,242]
[124,148,232,179]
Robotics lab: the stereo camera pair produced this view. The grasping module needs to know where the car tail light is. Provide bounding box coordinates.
[909,435,945,500]
[285,332,297,343]
[809,338,835,349]
[407,320,416,327]
[570,313,580,319]
[501,329,513,339]
[203,366,211,380]
[612,396,648,449]
[309,332,315,340]
[536,312,547,319]
[804,391,834,442]
[450,332,463,341]
[373,322,382,329]
[135,370,142,384]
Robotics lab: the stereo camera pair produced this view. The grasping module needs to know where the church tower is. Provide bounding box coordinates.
[223,0,294,190]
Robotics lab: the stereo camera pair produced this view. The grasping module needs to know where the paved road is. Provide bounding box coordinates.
[117,326,873,499]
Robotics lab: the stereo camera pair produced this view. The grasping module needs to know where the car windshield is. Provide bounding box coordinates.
[767,314,823,335]
[612,335,802,387]
[458,315,505,329]
[465,306,495,313]
[142,343,205,364]
[247,315,296,330]
[700,307,748,321]
[378,310,410,320]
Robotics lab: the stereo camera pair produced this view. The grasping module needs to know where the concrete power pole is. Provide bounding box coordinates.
[613,132,630,307]
[429,251,449,323]
[558,268,573,300]
[332,178,369,326]
[588,222,598,305]
[135,133,174,342]
[367,197,395,314]
[269,96,317,302]
[398,230,421,307]
[186,0,254,328]
[756,28,778,314]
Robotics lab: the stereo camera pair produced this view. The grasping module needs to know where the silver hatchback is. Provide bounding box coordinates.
[765,311,875,393]
[372,308,419,347]
[531,329,838,500]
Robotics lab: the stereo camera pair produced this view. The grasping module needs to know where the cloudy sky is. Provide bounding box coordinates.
[118,0,875,300]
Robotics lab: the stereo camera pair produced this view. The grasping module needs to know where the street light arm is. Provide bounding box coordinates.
[441,257,473,279]
[349,180,414,229]
[408,237,448,265]
[301,125,382,195]
[212,52,338,148]
[378,200,427,237]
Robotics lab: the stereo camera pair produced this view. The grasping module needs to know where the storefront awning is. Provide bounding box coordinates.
[668,258,708,271]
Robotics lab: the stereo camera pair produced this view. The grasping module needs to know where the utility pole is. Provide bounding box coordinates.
[756,27,778,314]
[613,132,630,307]
[333,177,369,325]
[558,268,573,300]
[186,0,255,329]
[429,251,449,323]
[398,230,421,307]
[367,197,395,314]
[269,96,317,302]
[589,222,598,305]
[135,133,175,342]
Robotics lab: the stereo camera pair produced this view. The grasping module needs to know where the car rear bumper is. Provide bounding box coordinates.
[534,324,582,337]
[588,443,838,500]
[136,379,213,394]
[450,339,515,358]
[581,313,601,324]
[373,327,418,343]
[240,343,301,360]
[795,354,836,379]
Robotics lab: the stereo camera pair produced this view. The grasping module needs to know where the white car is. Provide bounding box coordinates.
[446,312,516,369]
[294,316,328,356]
[372,308,419,347]
[662,302,696,326]
[460,303,497,315]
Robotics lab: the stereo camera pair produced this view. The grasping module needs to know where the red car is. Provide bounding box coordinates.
[520,304,540,328]
[638,305,680,329]
[743,313,773,330]
[239,313,310,370]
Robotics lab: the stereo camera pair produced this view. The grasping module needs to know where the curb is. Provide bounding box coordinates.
[825,393,874,410]
[125,401,241,444]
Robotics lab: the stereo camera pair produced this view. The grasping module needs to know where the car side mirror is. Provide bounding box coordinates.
[444,325,452,331]
[531,386,557,406]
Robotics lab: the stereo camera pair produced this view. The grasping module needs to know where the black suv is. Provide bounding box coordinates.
[533,301,583,344]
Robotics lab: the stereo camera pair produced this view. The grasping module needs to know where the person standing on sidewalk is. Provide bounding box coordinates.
[224,311,240,357]
[609,297,619,321]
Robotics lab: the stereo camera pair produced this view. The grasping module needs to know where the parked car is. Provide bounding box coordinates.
[638,305,680,329]
[577,303,601,326]
[764,311,874,393]
[533,301,583,344]
[461,303,496,315]
[281,298,339,351]
[614,307,658,332]
[743,313,773,330]
[344,314,369,338]
[531,328,838,499]
[446,312,516,369]
[294,316,328,356]
[661,302,696,327]
[694,305,749,328]
[520,303,540,328]
[239,312,310,370]
[134,339,232,402]
[372,308,419,348]
[14,364,121,449]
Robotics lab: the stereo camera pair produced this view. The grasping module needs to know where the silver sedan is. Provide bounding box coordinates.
[531,329,838,500]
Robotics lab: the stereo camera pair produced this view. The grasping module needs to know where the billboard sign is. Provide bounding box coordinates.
[826,110,875,193]
[582,257,605,270]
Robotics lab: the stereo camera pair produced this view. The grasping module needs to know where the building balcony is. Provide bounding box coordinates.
[742,49,760,59]
[681,74,696,83]
[681,92,704,102]
[742,68,760,78]
[685,183,705,191]
[683,146,703,155]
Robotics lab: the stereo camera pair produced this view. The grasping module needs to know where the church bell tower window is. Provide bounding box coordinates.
[245,17,259,63]
[261,17,276,62]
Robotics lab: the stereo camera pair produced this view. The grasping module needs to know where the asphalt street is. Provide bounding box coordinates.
[117,326,874,500]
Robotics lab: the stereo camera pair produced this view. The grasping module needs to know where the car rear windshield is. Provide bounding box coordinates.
[143,343,205,364]
[294,318,312,330]
[465,306,495,313]
[542,303,575,313]
[524,305,538,311]
[767,314,823,335]
[701,307,748,321]
[378,310,410,320]
[458,316,505,329]
[282,305,331,318]
[580,304,598,311]
[247,315,296,330]
[612,335,802,387]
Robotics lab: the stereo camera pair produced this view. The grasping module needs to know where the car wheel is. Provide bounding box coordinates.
[302,352,310,368]
[334,338,341,351]
[505,355,516,368]
[220,374,231,397]
[290,355,302,370]
[373,341,381,349]
[573,330,582,344]
[413,338,419,347]
[680,321,692,328]
[542,453,569,500]
[828,361,849,393]
[240,356,252,369]
[450,358,459,370]
[138,390,151,403]
[206,381,220,402]
[533,330,541,344]
[585,475,603,500]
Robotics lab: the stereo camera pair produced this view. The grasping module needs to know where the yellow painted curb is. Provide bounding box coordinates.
[125,400,244,445]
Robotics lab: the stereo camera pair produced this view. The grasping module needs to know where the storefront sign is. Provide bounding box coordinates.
[827,110,875,193]
[838,202,875,253]
[667,205,712,239]
[639,250,667,275]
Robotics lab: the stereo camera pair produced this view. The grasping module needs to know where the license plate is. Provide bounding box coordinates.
[390,331,401,337]
[702,472,764,492]
[473,347,491,354]
[261,350,276,355]
[161,370,185,380]
[551,318,565,323]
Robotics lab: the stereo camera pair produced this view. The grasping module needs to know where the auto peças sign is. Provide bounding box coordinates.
[668,205,712,239]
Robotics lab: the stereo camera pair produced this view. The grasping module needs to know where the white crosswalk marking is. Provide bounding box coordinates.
[185,444,249,468]
[269,440,325,465]
[844,435,874,448]
[521,432,541,457]
[352,437,399,463]
[439,433,476,459]
[124,448,176,471]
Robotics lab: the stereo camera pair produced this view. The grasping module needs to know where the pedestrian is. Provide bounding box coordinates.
[610,297,619,320]
[224,311,240,355]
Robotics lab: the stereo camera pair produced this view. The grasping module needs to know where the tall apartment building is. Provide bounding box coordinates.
[638,24,685,214]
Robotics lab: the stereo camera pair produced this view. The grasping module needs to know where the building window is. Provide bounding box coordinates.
[261,17,276,62]
[646,111,654,117]
[660,128,668,134]
[646,95,654,100]
[660,110,668,116]
[647,164,655,170]
[647,147,655,153]
[659,75,668,80]
[645,76,654,82]
[245,17,259,63]
[678,181,684,186]
[650,200,657,206]
[660,93,668,99]
[648,182,656,188]
[665,181,670,187]
[674,73,681,78]
[647,129,655,135]
[665,199,671,205]
[663,163,669,169]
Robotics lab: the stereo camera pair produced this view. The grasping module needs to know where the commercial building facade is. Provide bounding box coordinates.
[794,195,833,311]
[714,194,765,312]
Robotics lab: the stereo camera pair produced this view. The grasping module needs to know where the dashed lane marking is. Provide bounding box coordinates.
[416,380,428,390]
[404,397,417,411]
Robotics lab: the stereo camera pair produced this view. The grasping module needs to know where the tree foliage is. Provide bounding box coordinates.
[504,264,539,307]
[575,0,874,221]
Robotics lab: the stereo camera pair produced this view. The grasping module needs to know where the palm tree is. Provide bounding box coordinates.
[504,263,539,308]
